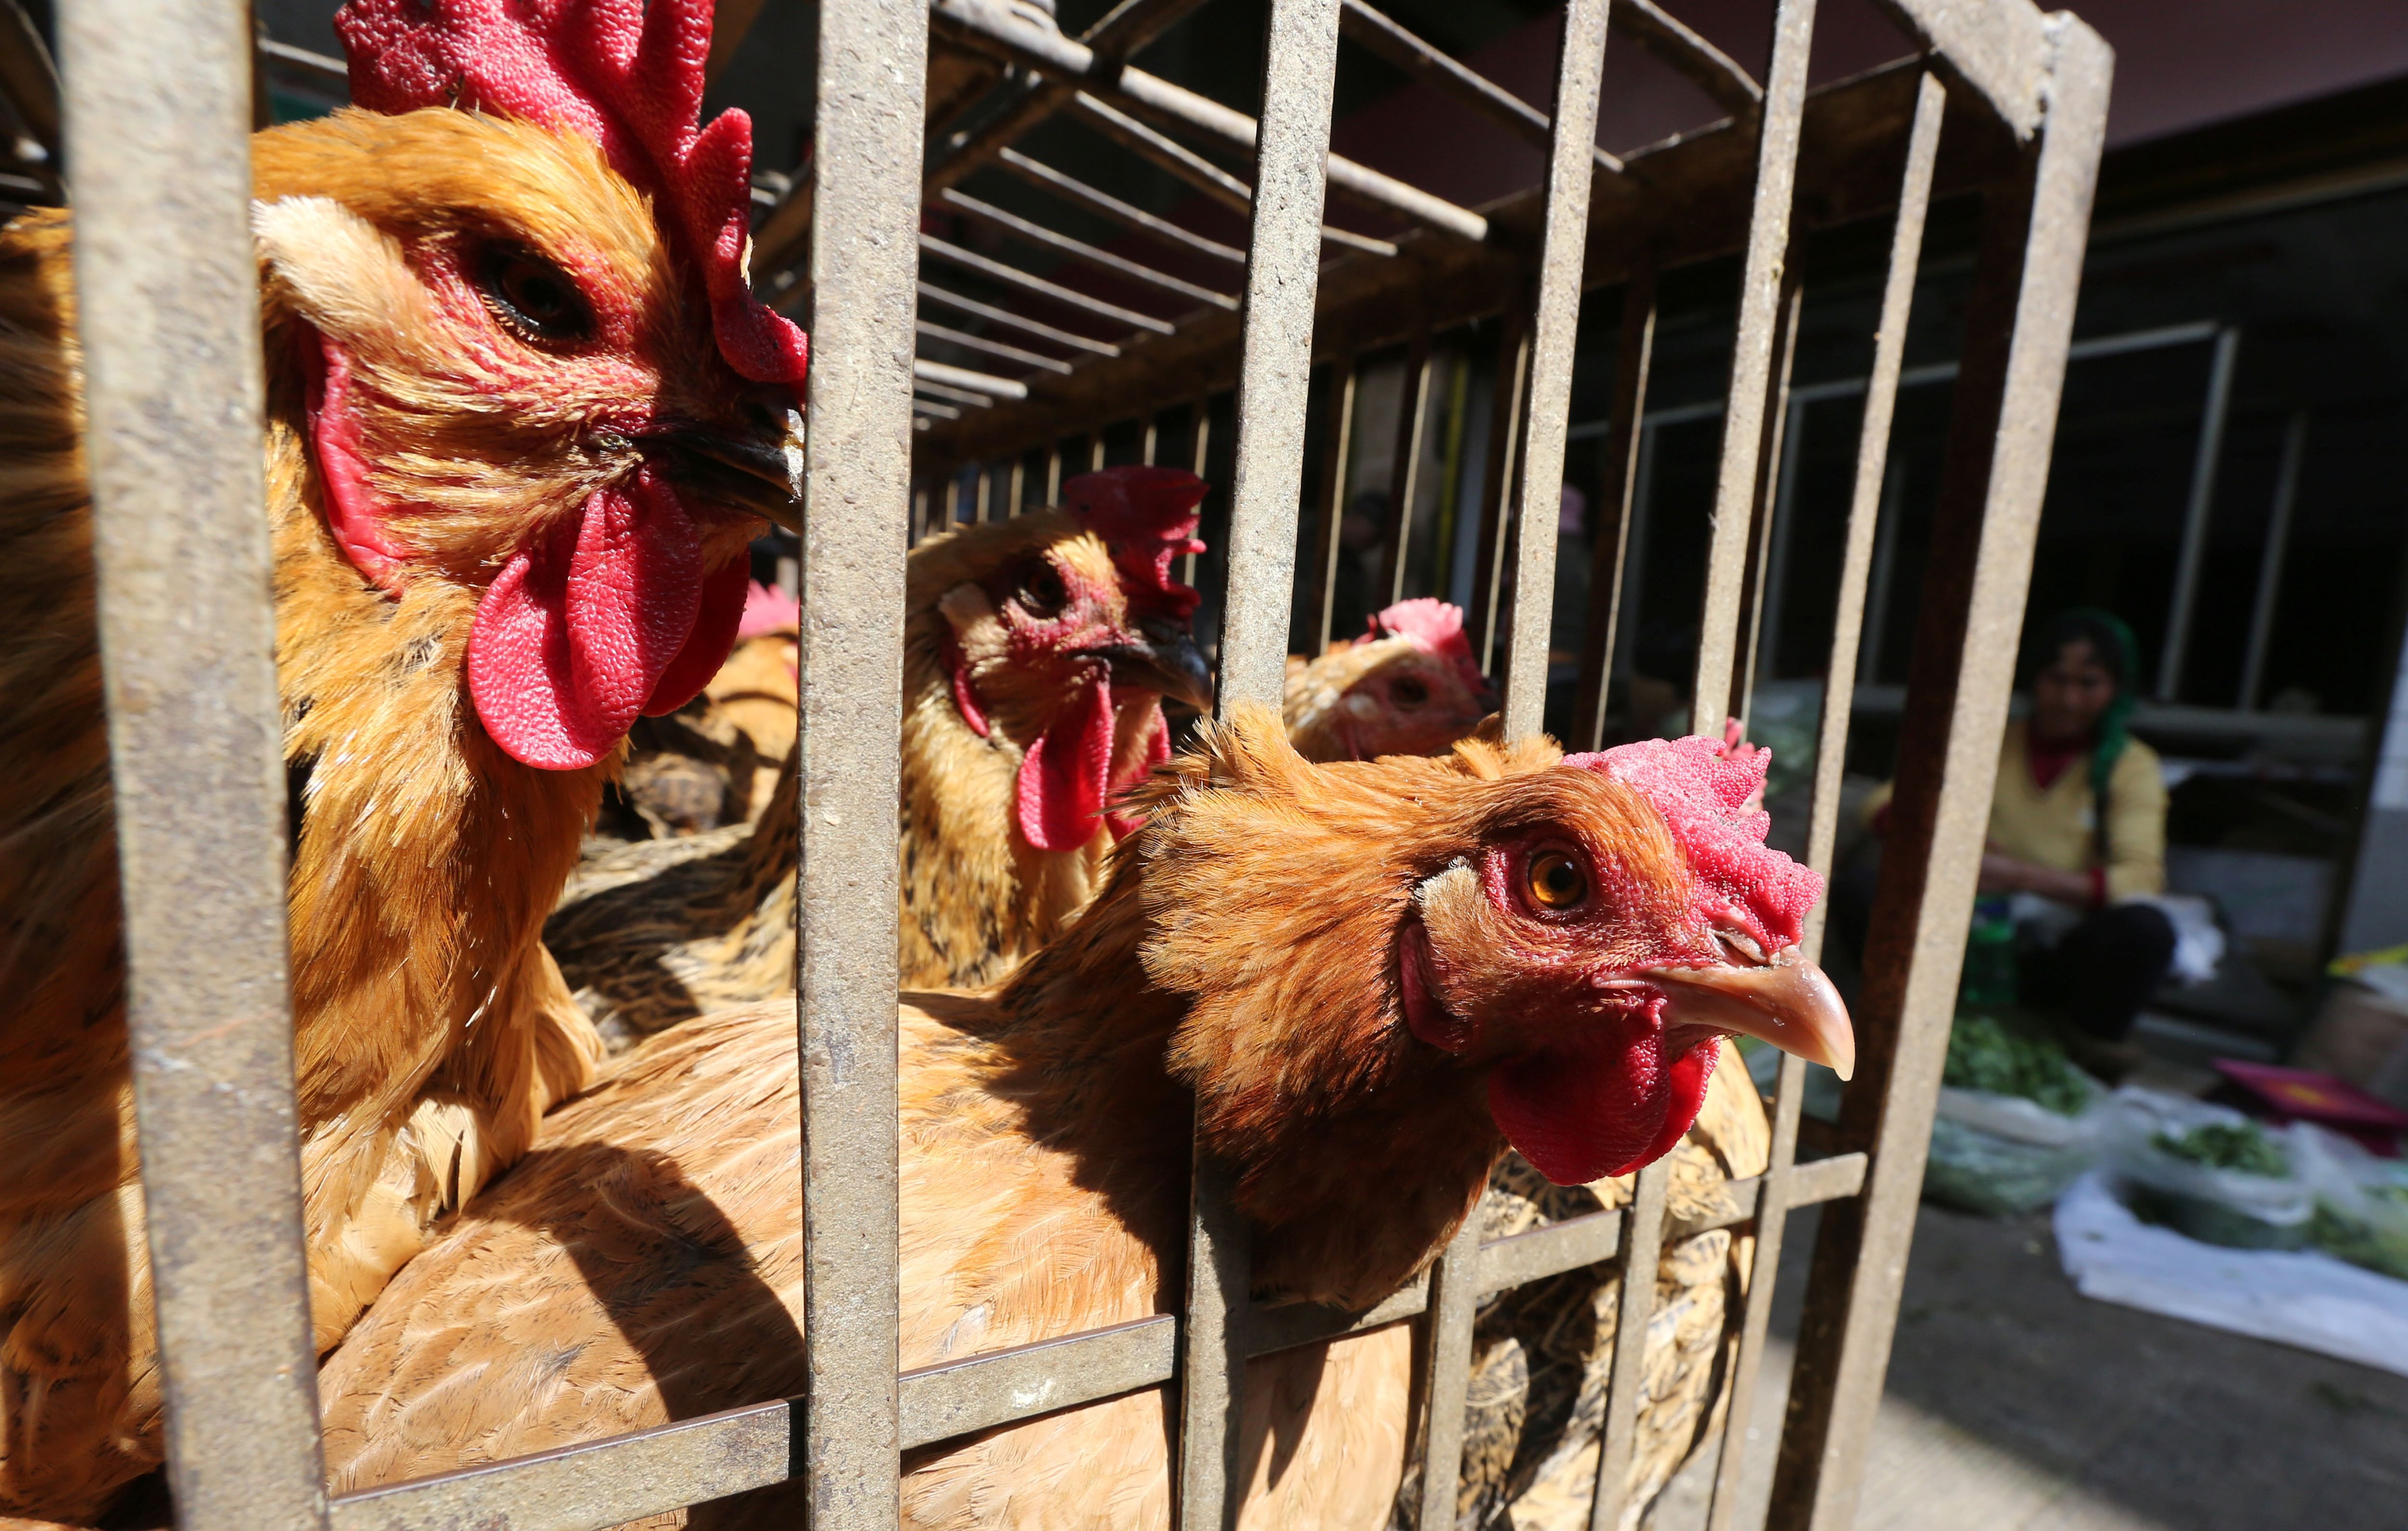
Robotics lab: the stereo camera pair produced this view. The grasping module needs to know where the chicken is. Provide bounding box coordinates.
[315,706,1853,1529]
[600,582,798,840]
[1286,597,1497,763]
[1285,606,1769,1527]
[0,0,805,1514]
[542,466,1212,1049]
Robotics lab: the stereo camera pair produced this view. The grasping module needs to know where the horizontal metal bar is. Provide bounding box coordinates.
[931,0,1490,244]
[997,145,1248,265]
[914,396,965,419]
[940,186,1239,309]
[919,317,1077,374]
[914,377,998,408]
[258,36,347,79]
[1068,91,1399,258]
[1785,1151,1871,1208]
[1476,1207,1623,1295]
[328,1403,792,1531]
[900,1315,1178,1448]
[1613,0,1762,116]
[915,356,1032,399]
[920,231,1178,335]
[1337,0,1622,176]
[1244,1270,1429,1358]
[919,281,1125,356]
[1081,0,1215,60]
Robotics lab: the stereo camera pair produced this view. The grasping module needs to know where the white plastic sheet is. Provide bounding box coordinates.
[2055,1172,2408,1378]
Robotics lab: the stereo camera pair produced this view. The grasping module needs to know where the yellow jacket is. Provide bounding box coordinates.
[1866,718,2167,903]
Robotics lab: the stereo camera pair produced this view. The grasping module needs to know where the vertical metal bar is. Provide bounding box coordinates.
[2238,409,2308,710]
[1306,356,1359,655]
[976,463,994,524]
[911,485,930,545]
[1704,74,1945,1531]
[2157,325,2240,701]
[1047,445,1064,506]
[1756,396,1808,688]
[1468,314,1532,676]
[1770,25,2112,1531]
[1730,273,1806,730]
[1184,3,1342,1524]
[59,5,330,1527]
[1009,457,1027,518]
[1615,421,1661,712]
[1184,395,1212,587]
[1574,263,1658,751]
[1411,1215,1483,1530]
[943,472,961,530]
[1381,338,1435,608]
[800,0,924,1523]
[1091,435,1109,473]
[1501,0,1613,739]
[1586,1161,1670,1530]
[1857,466,1905,686]
[1144,415,1161,466]
[1691,0,1817,726]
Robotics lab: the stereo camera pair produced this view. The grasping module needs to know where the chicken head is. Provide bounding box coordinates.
[926,466,1211,851]
[251,0,810,772]
[1401,734,1851,1187]
[1137,709,1850,1304]
[1285,597,1497,762]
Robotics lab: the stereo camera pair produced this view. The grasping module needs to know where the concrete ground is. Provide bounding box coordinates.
[1643,1201,2408,1531]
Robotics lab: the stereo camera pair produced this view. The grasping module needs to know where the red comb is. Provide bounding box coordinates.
[1564,735,1821,949]
[1060,467,1207,620]
[334,0,808,389]
[1370,598,1487,693]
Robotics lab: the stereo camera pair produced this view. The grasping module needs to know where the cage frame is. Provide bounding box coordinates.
[51,0,2110,1525]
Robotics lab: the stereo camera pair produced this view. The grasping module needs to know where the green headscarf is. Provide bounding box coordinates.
[2030,607,2139,840]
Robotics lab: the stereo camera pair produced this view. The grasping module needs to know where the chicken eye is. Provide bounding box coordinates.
[475,244,592,344]
[1388,675,1429,707]
[1017,562,1069,618]
[1525,849,1588,911]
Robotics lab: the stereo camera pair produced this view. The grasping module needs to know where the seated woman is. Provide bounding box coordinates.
[1857,609,2174,1058]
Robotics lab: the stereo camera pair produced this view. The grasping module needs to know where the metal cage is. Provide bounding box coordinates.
[54,0,2108,1526]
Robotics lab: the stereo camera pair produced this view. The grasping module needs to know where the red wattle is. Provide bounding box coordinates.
[643,552,752,715]
[305,334,411,589]
[1016,673,1114,852]
[465,468,706,770]
[1103,702,1171,839]
[1489,1031,1721,1187]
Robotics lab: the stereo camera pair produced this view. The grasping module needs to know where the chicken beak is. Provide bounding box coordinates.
[649,405,805,534]
[1090,626,1214,712]
[1640,954,1856,1081]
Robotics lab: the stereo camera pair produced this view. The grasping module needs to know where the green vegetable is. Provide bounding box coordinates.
[1942,1013,2094,1116]
[2310,1205,2408,1279]
[2150,1122,2289,1178]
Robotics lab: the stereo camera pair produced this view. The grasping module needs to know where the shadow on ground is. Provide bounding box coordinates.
[1645,1201,2408,1531]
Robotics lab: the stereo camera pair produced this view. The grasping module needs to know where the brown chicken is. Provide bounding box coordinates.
[543,466,1212,1049]
[0,0,805,1514]
[316,706,1853,1528]
[1287,598,1497,763]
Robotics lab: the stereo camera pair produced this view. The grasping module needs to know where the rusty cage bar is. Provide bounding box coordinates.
[53,0,2110,1525]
